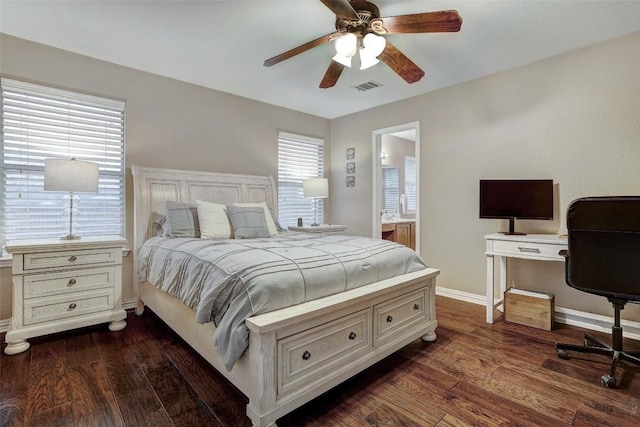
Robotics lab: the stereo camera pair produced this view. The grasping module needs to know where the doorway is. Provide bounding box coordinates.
[371,122,420,253]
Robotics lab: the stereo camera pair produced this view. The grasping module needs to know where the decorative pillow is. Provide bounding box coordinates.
[233,201,279,236]
[226,206,271,239]
[164,202,200,238]
[196,200,233,239]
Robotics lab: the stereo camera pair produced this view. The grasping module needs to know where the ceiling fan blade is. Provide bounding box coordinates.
[264,32,336,67]
[374,10,462,34]
[319,61,345,89]
[320,0,360,21]
[378,41,425,84]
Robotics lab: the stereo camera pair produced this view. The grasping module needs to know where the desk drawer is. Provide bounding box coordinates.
[23,248,119,271]
[492,240,564,260]
[374,288,427,345]
[23,267,116,299]
[278,309,371,396]
[23,289,115,326]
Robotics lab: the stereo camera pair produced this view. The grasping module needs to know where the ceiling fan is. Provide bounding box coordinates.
[264,0,462,89]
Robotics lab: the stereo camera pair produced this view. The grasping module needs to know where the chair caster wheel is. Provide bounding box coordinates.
[601,375,616,388]
[556,349,569,360]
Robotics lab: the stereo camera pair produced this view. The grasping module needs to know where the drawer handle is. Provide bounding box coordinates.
[69,255,77,262]
[68,303,77,311]
[413,303,420,310]
[348,332,356,340]
[302,351,311,361]
[68,279,77,286]
[517,247,540,254]
[386,315,393,323]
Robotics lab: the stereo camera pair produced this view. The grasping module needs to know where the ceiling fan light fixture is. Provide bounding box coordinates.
[359,48,380,70]
[362,33,386,57]
[333,33,357,67]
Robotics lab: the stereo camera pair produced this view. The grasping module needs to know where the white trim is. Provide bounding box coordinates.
[0,318,9,334]
[123,298,138,311]
[371,121,420,253]
[436,286,487,305]
[436,286,640,341]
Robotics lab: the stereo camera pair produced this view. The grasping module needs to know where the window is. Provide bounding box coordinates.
[381,166,399,212]
[1,78,125,248]
[404,156,417,213]
[277,131,324,227]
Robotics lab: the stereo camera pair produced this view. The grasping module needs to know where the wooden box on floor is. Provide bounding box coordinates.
[504,288,554,330]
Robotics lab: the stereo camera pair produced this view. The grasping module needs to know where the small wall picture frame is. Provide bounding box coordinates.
[346,147,355,160]
[346,175,355,187]
[346,162,355,174]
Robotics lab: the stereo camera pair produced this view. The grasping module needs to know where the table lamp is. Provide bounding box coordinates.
[44,158,99,240]
[303,178,328,226]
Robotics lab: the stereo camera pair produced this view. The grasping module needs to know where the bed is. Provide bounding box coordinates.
[131,165,440,427]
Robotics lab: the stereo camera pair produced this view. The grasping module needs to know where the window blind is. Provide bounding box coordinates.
[404,156,417,213]
[381,166,399,212]
[277,131,324,227]
[1,78,125,247]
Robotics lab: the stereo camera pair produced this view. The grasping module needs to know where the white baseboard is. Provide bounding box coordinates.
[0,319,9,334]
[436,286,640,341]
[123,298,138,310]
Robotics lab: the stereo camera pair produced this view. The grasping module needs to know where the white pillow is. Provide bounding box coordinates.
[233,201,278,236]
[196,200,233,239]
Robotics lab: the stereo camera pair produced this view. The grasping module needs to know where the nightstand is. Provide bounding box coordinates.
[288,224,347,235]
[4,236,128,355]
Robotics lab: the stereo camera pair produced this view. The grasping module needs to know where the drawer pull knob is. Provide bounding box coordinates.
[302,351,311,361]
[386,315,393,323]
[68,303,77,311]
[68,279,77,286]
[348,332,356,340]
[413,304,420,310]
[69,255,77,262]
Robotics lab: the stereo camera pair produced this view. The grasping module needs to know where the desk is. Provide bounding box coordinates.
[485,233,567,324]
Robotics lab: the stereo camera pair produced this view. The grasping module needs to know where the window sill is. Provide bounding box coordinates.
[0,247,131,268]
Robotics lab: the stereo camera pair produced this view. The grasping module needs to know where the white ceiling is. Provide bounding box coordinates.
[2,1,639,119]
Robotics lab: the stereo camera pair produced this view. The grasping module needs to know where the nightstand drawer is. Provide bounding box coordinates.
[374,288,427,345]
[492,240,564,260]
[23,289,115,326]
[23,267,116,299]
[278,308,371,396]
[23,247,119,271]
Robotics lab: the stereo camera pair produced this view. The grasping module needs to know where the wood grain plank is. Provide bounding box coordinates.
[23,403,73,427]
[130,333,221,426]
[435,413,474,427]
[116,389,172,427]
[0,348,30,427]
[68,361,124,427]
[159,337,250,427]
[24,340,70,417]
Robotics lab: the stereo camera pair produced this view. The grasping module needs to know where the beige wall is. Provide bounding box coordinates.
[2,31,640,325]
[0,34,331,320]
[329,31,640,321]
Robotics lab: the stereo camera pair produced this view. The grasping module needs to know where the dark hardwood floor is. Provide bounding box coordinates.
[1,296,639,426]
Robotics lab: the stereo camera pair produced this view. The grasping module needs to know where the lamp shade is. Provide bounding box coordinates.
[44,158,99,193]
[303,178,329,198]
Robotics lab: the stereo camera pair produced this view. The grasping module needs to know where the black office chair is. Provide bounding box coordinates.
[555,196,640,388]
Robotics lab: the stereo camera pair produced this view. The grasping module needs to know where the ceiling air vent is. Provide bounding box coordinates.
[353,80,383,92]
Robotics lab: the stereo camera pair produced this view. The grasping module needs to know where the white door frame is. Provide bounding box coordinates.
[371,121,420,254]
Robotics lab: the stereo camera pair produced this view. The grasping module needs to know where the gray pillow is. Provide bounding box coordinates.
[164,201,201,238]
[226,206,271,239]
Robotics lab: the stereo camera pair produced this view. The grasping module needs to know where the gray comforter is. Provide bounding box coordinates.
[138,232,427,371]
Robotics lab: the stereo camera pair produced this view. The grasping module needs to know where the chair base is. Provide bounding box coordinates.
[556,333,640,388]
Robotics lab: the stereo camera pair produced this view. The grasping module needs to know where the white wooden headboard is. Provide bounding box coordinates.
[131,165,277,296]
